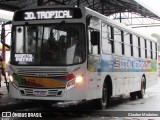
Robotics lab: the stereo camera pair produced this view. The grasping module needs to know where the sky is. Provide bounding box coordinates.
[0,9,13,15]
[134,0,160,36]
[143,0,160,13]
[0,0,160,36]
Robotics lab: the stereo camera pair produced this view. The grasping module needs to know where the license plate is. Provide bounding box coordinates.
[34,91,47,96]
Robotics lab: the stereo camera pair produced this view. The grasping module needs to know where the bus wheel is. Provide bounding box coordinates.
[137,77,145,99]
[130,92,137,100]
[94,83,108,109]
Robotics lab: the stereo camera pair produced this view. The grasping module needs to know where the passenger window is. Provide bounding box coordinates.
[140,38,145,59]
[102,23,113,54]
[114,28,123,55]
[124,32,131,57]
[152,42,157,60]
[133,35,139,58]
[147,40,151,59]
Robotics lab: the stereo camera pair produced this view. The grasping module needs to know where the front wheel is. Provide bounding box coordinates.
[94,83,109,109]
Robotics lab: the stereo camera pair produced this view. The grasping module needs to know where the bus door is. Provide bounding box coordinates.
[87,16,101,99]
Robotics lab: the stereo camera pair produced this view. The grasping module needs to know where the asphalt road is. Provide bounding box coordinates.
[0,79,160,120]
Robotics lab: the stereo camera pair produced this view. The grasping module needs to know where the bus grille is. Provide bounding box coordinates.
[20,88,64,97]
[15,67,69,77]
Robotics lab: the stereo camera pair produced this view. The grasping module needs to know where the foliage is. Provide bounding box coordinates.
[151,33,160,52]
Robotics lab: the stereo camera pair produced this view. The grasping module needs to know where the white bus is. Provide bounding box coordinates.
[1,6,158,109]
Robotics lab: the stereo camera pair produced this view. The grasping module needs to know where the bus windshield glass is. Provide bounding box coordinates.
[12,23,85,66]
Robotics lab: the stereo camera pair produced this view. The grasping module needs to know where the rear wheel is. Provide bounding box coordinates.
[130,92,137,100]
[137,77,145,99]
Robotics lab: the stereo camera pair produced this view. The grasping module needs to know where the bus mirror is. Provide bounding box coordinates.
[86,15,92,26]
[1,21,11,49]
[1,27,5,42]
[91,31,100,45]
[1,26,10,49]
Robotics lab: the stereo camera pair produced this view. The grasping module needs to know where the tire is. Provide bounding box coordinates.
[137,77,145,99]
[94,83,108,109]
[130,92,137,100]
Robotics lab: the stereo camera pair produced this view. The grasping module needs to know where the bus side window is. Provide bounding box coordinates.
[114,27,123,55]
[152,42,157,60]
[102,22,114,54]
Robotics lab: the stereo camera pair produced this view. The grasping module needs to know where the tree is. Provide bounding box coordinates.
[151,33,160,52]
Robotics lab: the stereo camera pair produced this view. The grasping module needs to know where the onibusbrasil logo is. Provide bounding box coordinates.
[1,112,42,118]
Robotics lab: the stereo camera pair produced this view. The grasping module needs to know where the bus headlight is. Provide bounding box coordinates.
[9,75,18,88]
[66,75,83,90]
[66,79,75,89]
[9,75,13,82]
[75,75,83,84]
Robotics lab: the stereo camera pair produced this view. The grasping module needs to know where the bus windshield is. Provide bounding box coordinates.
[12,23,85,66]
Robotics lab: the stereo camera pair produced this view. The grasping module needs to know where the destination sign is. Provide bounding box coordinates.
[13,8,82,21]
[24,10,73,20]
[15,54,34,62]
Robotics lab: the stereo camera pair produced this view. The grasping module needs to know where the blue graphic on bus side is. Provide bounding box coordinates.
[89,54,157,72]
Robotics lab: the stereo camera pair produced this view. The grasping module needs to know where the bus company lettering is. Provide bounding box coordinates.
[19,78,35,85]
[24,10,72,20]
[119,59,151,70]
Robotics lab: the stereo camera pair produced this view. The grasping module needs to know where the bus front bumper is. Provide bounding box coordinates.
[9,82,86,102]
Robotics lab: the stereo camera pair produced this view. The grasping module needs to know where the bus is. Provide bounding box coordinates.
[1,6,158,109]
